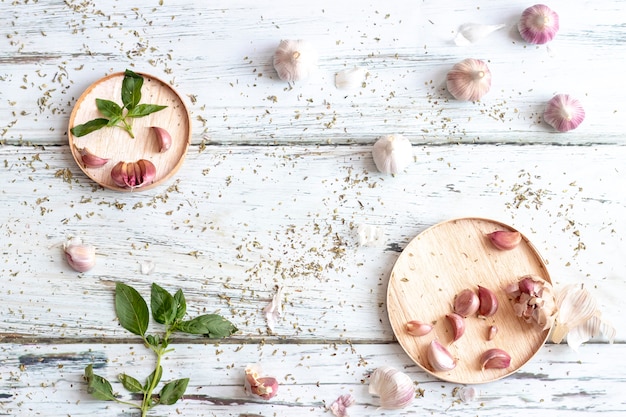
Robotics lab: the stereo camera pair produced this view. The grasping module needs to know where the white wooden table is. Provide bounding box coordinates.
[1,0,624,415]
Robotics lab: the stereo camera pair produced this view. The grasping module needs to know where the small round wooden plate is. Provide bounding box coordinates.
[68,72,191,192]
[387,217,552,384]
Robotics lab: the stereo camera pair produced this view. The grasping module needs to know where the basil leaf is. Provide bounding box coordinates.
[126,103,167,118]
[118,373,144,393]
[173,289,186,321]
[151,283,177,325]
[122,69,143,110]
[85,364,116,401]
[95,98,123,119]
[144,366,163,392]
[70,118,109,137]
[158,378,189,405]
[146,334,160,348]
[115,282,149,336]
[106,114,123,128]
[176,314,238,338]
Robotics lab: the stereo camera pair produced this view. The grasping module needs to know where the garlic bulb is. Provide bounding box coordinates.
[371,134,413,175]
[518,4,559,45]
[368,366,414,410]
[335,66,367,90]
[543,94,585,132]
[63,237,96,272]
[273,39,317,82]
[454,23,506,46]
[446,58,491,101]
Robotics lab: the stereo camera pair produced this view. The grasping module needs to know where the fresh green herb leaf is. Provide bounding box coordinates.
[144,366,163,392]
[176,314,238,338]
[173,289,186,321]
[118,373,144,393]
[151,283,177,325]
[115,282,149,336]
[146,334,160,348]
[85,364,117,401]
[126,104,168,118]
[95,98,123,119]
[158,378,189,405]
[70,118,109,137]
[122,69,143,110]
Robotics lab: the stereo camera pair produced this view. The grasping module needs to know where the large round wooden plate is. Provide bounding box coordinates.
[68,72,191,191]
[387,218,552,384]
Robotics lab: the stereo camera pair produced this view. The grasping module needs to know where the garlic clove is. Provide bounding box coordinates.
[477,285,499,317]
[445,313,465,341]
[453,288,479,317]
[518,4,559,45]
[244,364,278,400]
[405,320,433,337]
[76,146,109,168]
[487,325,498,341]
[63,237,96,272]
[454,23,506,46]
[480,348,511,370]
[110,159,156,189]
[273,39,317,82]
[487,230,522,250]
[446,58,491,101]
[371,134,413,175]
[335,66,367,90]
[427,339,457,372]
[543,94,585,132]
[368,366,414,410]
[506,275,557,330]
[151,126,172,153]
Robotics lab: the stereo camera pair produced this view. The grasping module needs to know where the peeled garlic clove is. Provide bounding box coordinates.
[445,313,465,341]
[273,39,317,82]
[335,66,367,90]
[151,126,171,152]
[111,159,156,189]
[477,285,499,317]
[371,134,413,175]
[63,237,96,272]
[368,366,414,410]
[543,94,585,132]
[446,58,491,101]
[405,320,433,337]
[76,147,109,168]
[453,288,479,317]
[518,4,559,45]
[244,364,278,400]
[480,348,511,370]
[487,230,522,250]
[427,340,456,372]
[454,23,506,46]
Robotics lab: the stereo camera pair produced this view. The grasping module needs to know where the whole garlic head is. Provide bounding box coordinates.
[446,58,492,101]
[368,366,414,410]
[273,39,317,82]
[371,134,413,175]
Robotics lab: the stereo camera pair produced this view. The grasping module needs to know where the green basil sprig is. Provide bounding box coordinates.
[71,70,167,138]
[84,282,237,417]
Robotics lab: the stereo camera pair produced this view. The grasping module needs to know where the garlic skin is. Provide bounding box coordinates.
[335,66,367,90]
[480,348,511,370]
[330,393,356,417]
[368,366,414,410]
[543,94,585,132]
[76,147,109,168]
[427,340,456,372]
[446,58,492,101]
[151,126,171,153]
[357,223,385,247]
[487,230,522,250]
[371,134,413,175]
[454,23,506,46]
[263,286,284,332]
[244,364,278,400]
[518,4,559,45]
[110,159,156,189]
[63,237,96,272]
[273,39,317,82]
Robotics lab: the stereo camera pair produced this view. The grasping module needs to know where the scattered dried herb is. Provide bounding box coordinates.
[71,70,167,138]
[84,282,237,417]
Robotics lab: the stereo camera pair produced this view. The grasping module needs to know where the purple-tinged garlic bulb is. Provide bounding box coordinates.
[543,94,585,132]
[518,4,559,44]
[446,58,492,101]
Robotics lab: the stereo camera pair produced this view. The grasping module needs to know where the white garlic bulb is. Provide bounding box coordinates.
[368,366,414,410]
[63,237,96,272]
[446,58,492,101]
[371,134,413,175]
[273,39,317,82]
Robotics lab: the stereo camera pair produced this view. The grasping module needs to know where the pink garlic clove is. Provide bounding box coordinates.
[110,159,156,189]
[477,285,499,318]
[63,238,96,272]
[405,320,433,337]
[544,94,585,132]
[487,230,522,250]
[244,364,278,400]
[453,288,480,317]
[427,339,457,372]
[445,313,465,341]
[151,126,172,152]
[76,147,109,168]
[518,4,559,45]
[446,58,492,101]
[480,348,511,370]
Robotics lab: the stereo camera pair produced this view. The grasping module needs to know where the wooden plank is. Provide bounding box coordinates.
[0,144,623,343]
[1,342,624,416]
